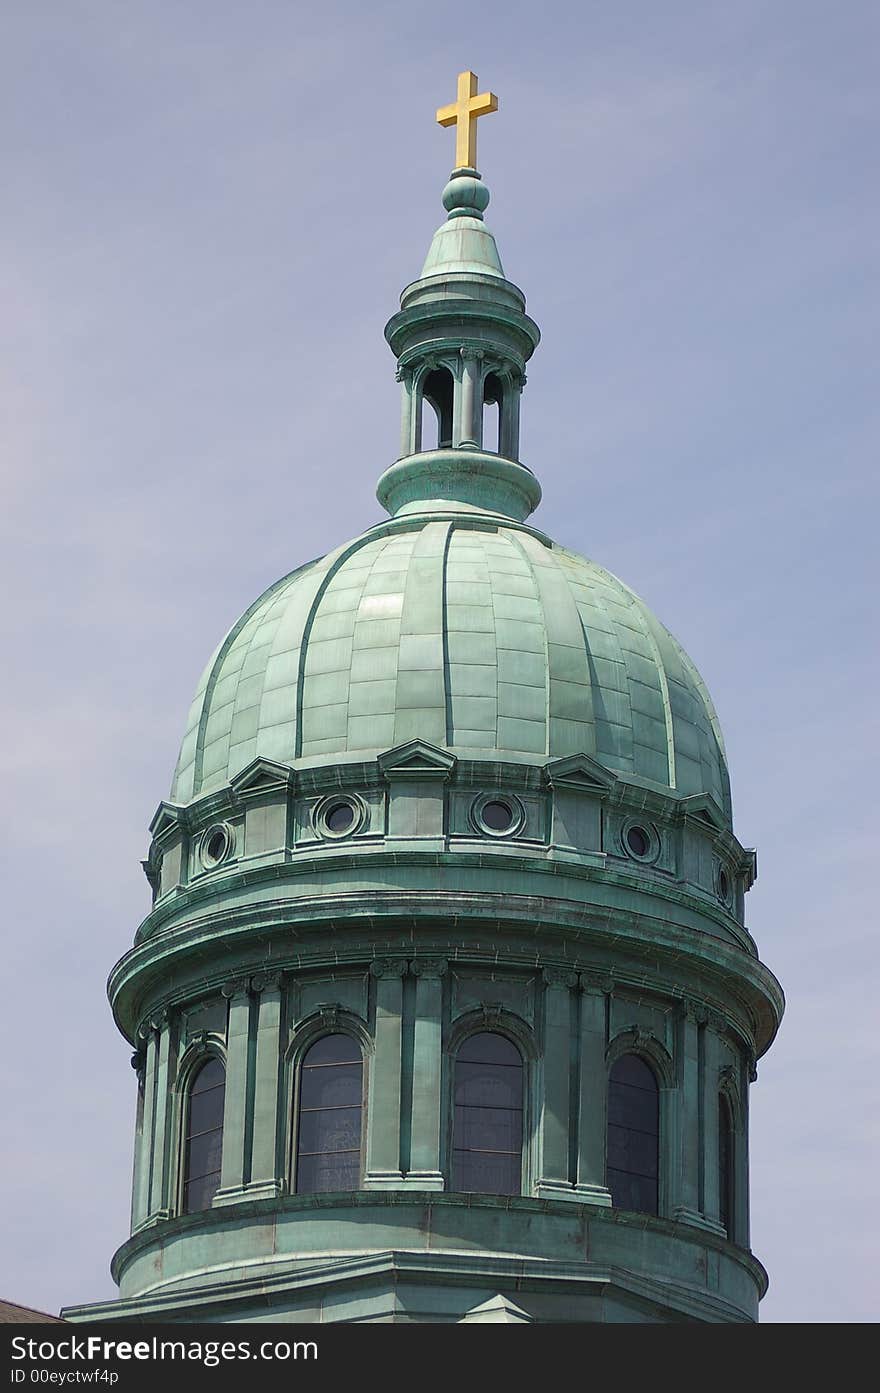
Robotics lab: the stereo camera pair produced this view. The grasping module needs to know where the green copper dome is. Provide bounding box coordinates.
[171,169,729,820]
[74,104,783,1332]
[171,517,730,819]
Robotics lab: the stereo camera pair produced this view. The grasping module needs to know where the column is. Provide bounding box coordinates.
[248,971,284,1199]
[536,969,578,1201]
[131,1031,155,1229]
[700,1015,726,1235]
[455,350,481,448]
[500,376,522,460]
[148,1011,171,1219]
[406,958,446,1190]
[673,999,717,1231]
[215,978,251,1205]
[398,368,415,457]
[737,1053,754,1249]
[574,972,613,1206]
[364,959,406,1188]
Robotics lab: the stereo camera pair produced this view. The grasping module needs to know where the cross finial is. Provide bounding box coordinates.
[436,71,498,171]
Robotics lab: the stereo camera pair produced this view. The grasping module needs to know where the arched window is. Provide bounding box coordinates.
[182,1056,225,1214]
[296,1034,363,1194]
[606,1054,659,1215]
[453,1032,523,1195]
[421,367,454,449]
[719,1093,734,1240]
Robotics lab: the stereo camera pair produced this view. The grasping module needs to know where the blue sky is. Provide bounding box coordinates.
[1,0,877,1322]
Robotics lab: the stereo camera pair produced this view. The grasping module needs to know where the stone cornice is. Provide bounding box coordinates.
[109,881,782,1059]
[139,841,758,958]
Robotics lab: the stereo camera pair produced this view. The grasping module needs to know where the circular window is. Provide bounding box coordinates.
[471,793,525,838]
[621,819,659,864]
[482,800,515,832]
[626,825,649,858]
[200,823,233,869]
[325,801,355,835]
[717,866,732,904]
[313,794,365,840]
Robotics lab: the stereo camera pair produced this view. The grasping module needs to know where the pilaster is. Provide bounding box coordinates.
[673,999,720,1232]
[147,1011,171,1221]
[574,972,613,1206]
[405,958,447,1190]
[247,971,285,1201]
[214,978,251,1206]
[131,1034,154,1231]
[535,968,578,1202]
[363,959,407,1189]
[700,1015,727,1236]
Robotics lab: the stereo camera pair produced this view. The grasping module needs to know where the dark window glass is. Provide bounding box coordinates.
[626,825,649,857]
[481,799,513,832]
[296,1035,363,1194]
[719,1095,734,1240]
[183,1057,225,1214]
[606,1053,658,1216]
[452,1033,523,1196]
[206,830,226,861]
[718,868,730,902]
[325,801,354,834]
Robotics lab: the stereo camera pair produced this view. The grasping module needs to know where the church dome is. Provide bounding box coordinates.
[76,78,784,1331]
[171,518,731,821]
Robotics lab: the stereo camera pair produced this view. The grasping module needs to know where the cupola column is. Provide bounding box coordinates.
[500,376,522,461]
[398,367,417,459]
[456,350,482,448]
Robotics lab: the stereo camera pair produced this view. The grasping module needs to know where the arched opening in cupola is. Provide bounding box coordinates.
[421,367,454,449]
[482,372,503,454]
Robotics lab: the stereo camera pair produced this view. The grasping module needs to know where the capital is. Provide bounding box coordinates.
[221,977,251,1000]
[411,957,448,979]
[543,967,577,990]
[252,970,283,994]
[370,958,408,979]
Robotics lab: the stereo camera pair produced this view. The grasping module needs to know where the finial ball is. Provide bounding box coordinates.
[442,172,491,220]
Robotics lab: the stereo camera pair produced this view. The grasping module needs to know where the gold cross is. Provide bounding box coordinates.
[436,70,499,171]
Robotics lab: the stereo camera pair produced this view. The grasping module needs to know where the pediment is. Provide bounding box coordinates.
[148,801,186,839]
[679,792,726,832]
[544,752,616,792]
[377,739,456,780]
[459,1293,534,1323]
[230,757,294,799]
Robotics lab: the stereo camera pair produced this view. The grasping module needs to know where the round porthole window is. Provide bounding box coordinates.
[717,865,732,905]
[471,793,525,838]
[325,801,355,835]
[621,819,659,864]
[201,823,233,869]
[626,825,649,858]
[313,794,365,840]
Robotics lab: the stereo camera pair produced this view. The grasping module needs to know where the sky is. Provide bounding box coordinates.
[1,0,877,1323]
